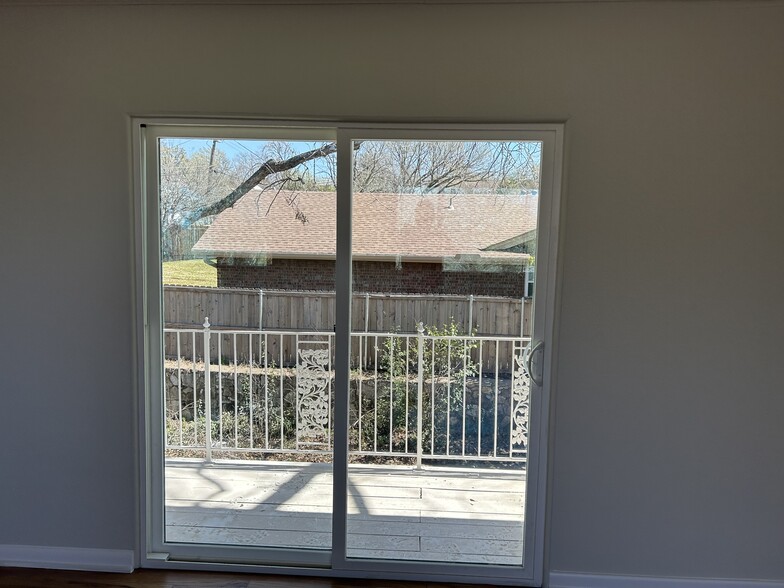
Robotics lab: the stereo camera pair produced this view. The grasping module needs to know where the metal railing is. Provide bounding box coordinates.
[163,318,532,465]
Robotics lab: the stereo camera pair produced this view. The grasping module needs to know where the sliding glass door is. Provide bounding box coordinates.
[142,124,338,568]
[138,121,561,585]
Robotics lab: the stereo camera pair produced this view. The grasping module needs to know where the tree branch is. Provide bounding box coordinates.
[189,142,342,222]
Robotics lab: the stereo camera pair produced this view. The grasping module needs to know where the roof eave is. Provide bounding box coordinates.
[195,250,529,265]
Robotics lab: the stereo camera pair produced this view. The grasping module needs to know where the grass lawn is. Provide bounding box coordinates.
[162,259,217,287]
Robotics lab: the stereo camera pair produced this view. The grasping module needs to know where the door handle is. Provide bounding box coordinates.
[524,340,545,387]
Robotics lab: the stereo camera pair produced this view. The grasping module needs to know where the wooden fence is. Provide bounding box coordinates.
[163,286,532,337]
[163,287,532,372]
[162,225,208,261]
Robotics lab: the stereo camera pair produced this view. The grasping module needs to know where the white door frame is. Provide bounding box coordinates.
[132,118,563,586]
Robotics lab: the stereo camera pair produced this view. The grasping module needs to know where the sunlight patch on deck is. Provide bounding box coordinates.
[165,460,525,565]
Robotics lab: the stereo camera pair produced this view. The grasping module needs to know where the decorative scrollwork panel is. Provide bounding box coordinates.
[510,346,531,457]
[296,344,331,449]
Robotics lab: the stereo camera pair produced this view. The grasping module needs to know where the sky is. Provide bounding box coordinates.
[160,137,542,192]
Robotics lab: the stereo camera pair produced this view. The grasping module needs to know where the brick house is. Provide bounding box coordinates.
[193,189,538,298]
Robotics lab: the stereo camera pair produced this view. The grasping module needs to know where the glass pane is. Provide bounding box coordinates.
[346,139,541,565]
[158,136,337,551]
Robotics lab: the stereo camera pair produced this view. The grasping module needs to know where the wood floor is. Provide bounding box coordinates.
[0,568,498,587]
[165,461,526,565]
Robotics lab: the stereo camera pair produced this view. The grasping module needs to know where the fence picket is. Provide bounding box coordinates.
[163,286,531,340]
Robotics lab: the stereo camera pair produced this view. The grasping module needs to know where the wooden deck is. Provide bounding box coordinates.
[165,460,526,566]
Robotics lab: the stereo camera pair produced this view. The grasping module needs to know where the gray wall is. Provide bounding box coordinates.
[1,1,783,582]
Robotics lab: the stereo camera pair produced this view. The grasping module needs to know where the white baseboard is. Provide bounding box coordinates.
[0,544,134,573]
[549,572,784,588]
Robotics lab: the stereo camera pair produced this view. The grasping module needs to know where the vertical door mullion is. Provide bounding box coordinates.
[330,129,354,569]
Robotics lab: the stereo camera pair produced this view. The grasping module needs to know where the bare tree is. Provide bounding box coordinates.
[159,141,246,260]
[189,142,341,221]
[328,140,540,194]
[173,139,540,231]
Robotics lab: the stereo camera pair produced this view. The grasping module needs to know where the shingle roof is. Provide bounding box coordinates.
[192,190,538,263]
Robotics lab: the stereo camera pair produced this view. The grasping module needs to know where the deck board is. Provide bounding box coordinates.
[165,460,525,566]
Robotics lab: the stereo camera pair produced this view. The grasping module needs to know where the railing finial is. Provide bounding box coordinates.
[417,321,424,334]
[203,316,210,329]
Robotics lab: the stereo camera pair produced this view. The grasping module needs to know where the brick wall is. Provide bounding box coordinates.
[216,258,524,297]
